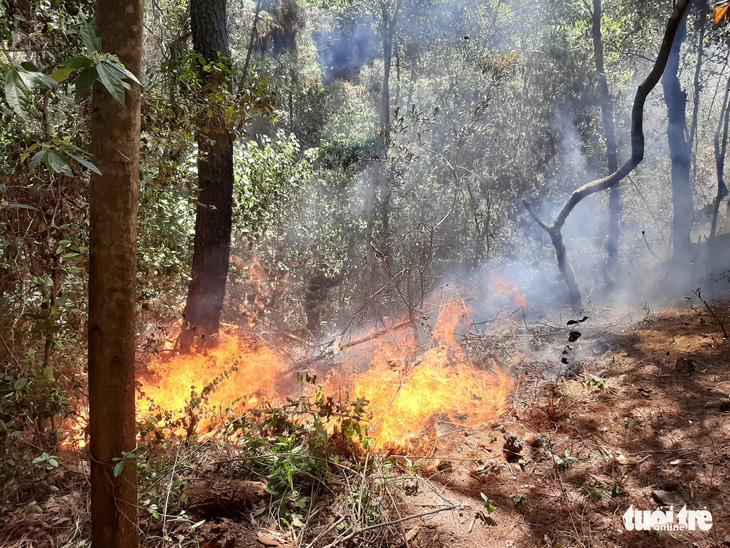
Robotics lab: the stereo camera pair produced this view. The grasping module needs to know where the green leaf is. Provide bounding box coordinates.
[4,70,29,118]
[107,59,141,86]
[45,152,72,176]
[75,66,98,100]
[96,62,126,103]
[79,23,102,53]
[64,56,94,69]
[113,460,125,477]
[8,203,40,211]
[51,68,74,83]
[28,150,46,171]
[18,70,57,90]
[66,151,101,175]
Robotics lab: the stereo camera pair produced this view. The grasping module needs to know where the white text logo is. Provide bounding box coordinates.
[622,505,713,531]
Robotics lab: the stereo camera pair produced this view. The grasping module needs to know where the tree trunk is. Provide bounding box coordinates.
[662,13,693,258]
[88,0,143,545]
[367,0,400,264]
[524,0,692,310]
[592,0,620,278]
[180,0,234,352]
[711,75,730,238]
[688,2,708,158]
[378,1,397,240]
[550,227,582,309]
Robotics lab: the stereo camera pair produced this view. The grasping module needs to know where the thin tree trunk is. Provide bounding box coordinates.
[688,2,708,158]
[523,204,582,309]
[711,76,730,238]
[180,0,234,352]
[88,0,143,545]
[280,0,300,138]
[524,0,692,310]
[662,13,693,258]
[369,0,400,261]
[394,38,401,107]
[592,0,620,278]
[242,0,262,80]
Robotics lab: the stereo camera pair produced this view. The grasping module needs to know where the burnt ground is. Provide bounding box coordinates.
[382,303,730,548]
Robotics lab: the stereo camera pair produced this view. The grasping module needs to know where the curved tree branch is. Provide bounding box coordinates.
[523,0,692,308]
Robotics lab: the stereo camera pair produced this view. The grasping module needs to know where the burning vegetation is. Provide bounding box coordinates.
[63,288,518,453]
[5,0,730,546]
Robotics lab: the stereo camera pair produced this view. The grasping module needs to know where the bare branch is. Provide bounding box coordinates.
[550,0,692,231]
[522,199,551,232]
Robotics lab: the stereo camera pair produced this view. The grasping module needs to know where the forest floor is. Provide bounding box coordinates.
[363,301,730,548]
[3,300,729,547]
[166,298,730,548]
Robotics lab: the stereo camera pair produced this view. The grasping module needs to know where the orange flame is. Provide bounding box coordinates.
[347,299,514,450]
[492,274,527,310]
[62,286,521,451]
[137,335,288,437]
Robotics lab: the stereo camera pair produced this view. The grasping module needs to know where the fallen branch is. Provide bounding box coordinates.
[322,505,459,548]
[290,319,414,370]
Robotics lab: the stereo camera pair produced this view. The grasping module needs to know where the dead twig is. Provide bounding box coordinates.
[291,319,414,370]
[338,270,406,338]
[322,505,458,548]
[693,288,728,338]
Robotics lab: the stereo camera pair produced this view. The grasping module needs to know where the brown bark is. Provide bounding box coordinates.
[180,0,234,352]
[88,0,143,545]
[592,0,620,277]
[662,13,693,257]
[524,0,693,310]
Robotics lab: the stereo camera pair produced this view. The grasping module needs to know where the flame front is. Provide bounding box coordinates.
[62,281,521,451]
[348,299,514,450]
[138,335,288,437]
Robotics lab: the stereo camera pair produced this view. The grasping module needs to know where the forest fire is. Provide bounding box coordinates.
[138,284,519,449]
[62,283,521,451]
[7,1,726,544]
[349,299,514,449]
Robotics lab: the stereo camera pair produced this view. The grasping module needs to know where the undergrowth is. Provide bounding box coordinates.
[132,370,387,544]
